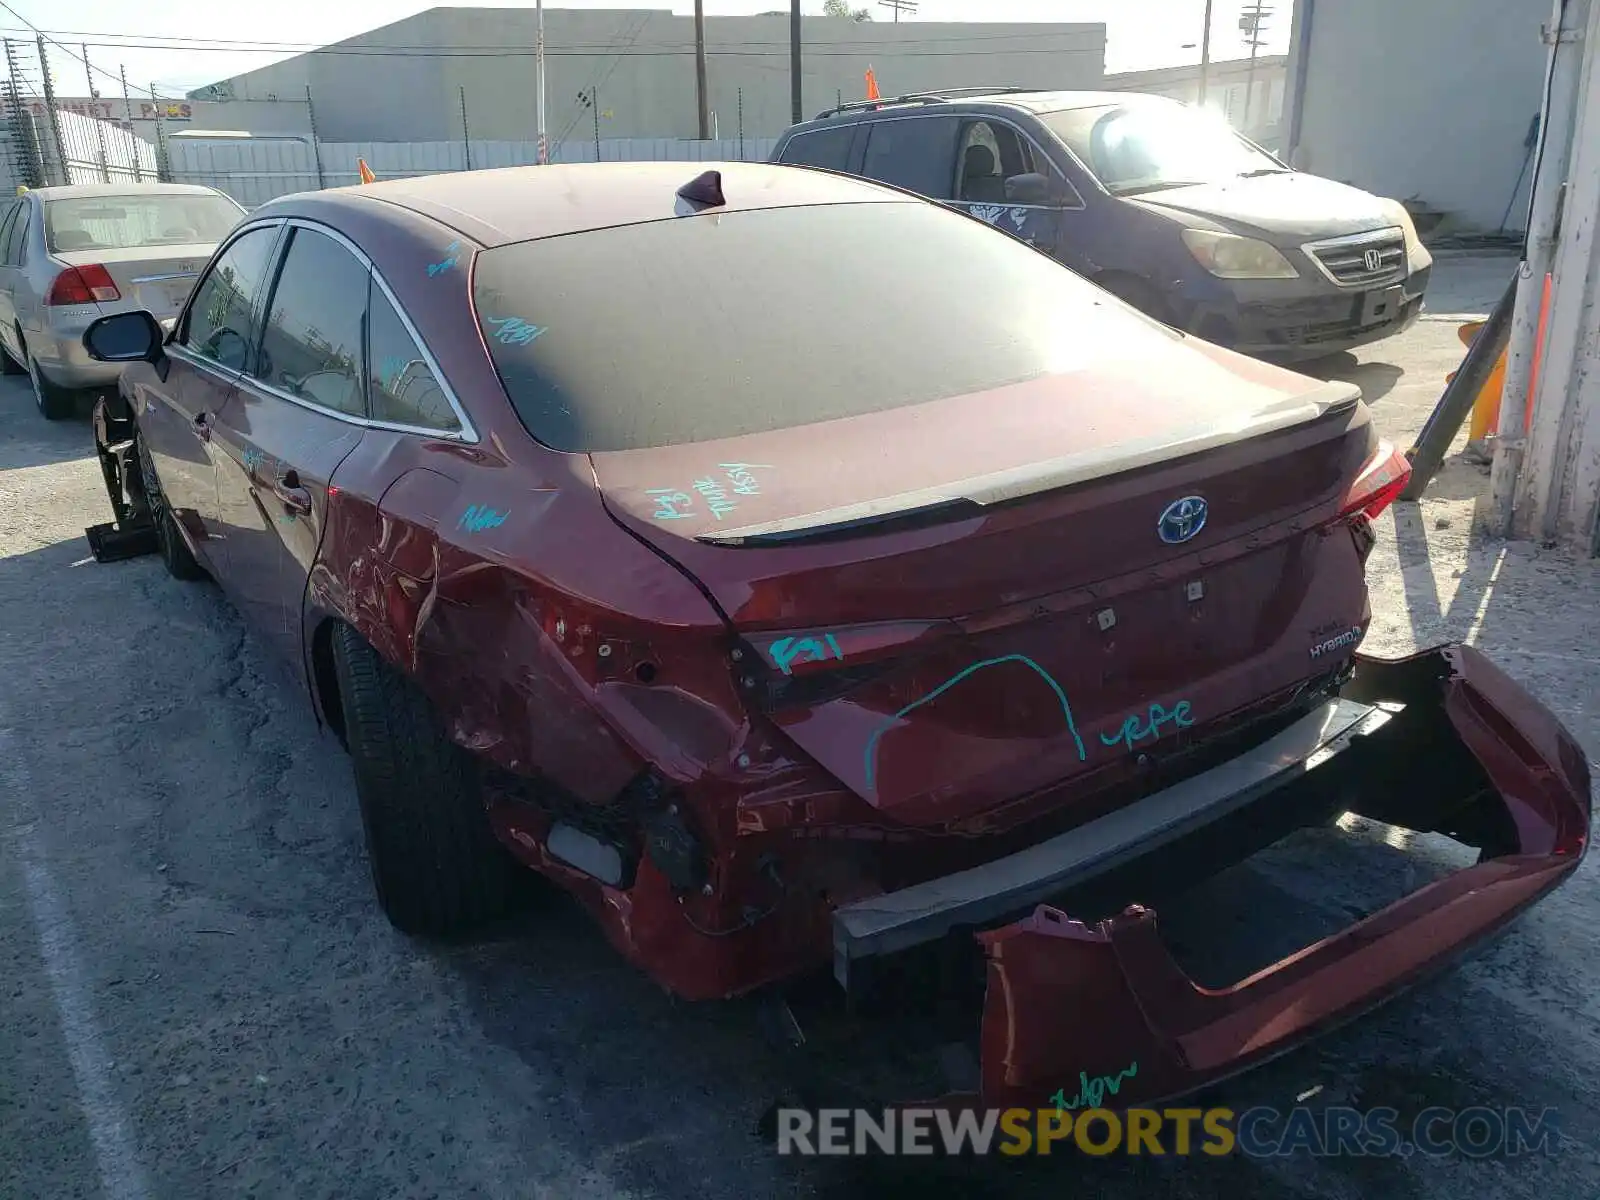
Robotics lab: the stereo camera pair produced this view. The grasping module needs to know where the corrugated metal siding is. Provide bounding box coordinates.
[166,137,780,208]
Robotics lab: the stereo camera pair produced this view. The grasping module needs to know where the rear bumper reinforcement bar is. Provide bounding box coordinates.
[833,696,1390,988]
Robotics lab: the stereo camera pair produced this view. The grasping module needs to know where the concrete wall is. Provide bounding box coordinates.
[1284,0,1548,233]
[188,7,1105,144]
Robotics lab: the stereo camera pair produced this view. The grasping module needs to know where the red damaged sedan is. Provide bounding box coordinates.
[82,162,1590,1113]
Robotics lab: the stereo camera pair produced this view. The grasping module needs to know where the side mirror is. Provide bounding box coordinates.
[1005,172,1068,207]
[83,310,164,364]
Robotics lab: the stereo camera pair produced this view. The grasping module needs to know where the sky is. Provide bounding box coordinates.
[1,0,1292,102]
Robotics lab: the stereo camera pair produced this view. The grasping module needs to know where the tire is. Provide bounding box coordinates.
[1096,274,1174,326]
[26,349,77,420]
[330,623,521,937]
[1,330,25,376]
[136,433,207,582]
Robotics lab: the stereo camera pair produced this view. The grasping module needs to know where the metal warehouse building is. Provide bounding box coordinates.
[187,6,1107,144]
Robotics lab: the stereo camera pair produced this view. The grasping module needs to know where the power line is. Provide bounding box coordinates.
[0,37,1114,61]
[0,25,1105,56]
[0,2,162,96]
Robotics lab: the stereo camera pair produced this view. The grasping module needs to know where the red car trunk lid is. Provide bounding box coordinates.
[591,351,1373,826]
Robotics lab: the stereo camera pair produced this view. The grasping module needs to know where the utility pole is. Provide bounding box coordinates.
[1239,3,1272,129]
[593,87,602,161]
[694,0,711,140]
[878,0,918,20]
[536,0,548,163]
[790,0,803,123]
[1198,0,1214,105]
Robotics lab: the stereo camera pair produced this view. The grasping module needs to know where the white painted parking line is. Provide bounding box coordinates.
[4,729,152,1200]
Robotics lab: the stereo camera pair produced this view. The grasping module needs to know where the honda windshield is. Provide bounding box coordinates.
[1043,100,1286,196]
[474,200,1176,453]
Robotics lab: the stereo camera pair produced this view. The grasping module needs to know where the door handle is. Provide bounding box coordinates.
[272,472,312,516]
[192,411,211,442]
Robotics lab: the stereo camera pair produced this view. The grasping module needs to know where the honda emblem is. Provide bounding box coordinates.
[1364,248,1383,272]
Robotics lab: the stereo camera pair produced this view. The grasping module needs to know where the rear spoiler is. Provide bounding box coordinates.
[696,381,1361,548]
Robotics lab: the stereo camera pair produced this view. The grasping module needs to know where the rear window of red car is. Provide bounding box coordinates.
[473,200,1170,453]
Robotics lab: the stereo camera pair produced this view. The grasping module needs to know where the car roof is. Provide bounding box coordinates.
[258,161,914,248]
[792,88,1173,130]
[24,182,228,200]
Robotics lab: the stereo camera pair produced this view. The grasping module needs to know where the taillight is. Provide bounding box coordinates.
[46,264,121,305]
[1338,440,1411,521]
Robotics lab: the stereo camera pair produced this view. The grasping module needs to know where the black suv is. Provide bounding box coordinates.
[772,88,1432,362]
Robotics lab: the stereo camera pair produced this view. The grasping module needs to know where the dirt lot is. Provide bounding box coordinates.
[3,251,1597,1200]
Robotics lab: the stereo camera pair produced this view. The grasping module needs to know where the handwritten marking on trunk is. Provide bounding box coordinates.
[645,489,695,521]
[645,465,774,522]
[862,654,1086,792]
[1099,701,1194,751]
[1052,1061,1138,1114]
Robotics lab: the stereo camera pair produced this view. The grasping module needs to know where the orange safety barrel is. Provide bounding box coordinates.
[1462,273,1550,441]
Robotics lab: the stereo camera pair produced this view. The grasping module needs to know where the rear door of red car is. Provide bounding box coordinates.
[207,222,368,679]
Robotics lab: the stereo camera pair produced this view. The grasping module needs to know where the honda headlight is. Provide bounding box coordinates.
[1181,229,1299,279]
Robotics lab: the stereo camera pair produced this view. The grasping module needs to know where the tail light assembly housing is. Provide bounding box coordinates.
[47,264,120,306]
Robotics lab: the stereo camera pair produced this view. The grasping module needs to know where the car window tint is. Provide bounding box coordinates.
[475,200,1173,452]
[5,203,28,265]
[367,280,458,432]
[256,226,368,417]
[779,125,855,171]
[861,116,961,199]
[0,203,19,266]
[183,225,280,372]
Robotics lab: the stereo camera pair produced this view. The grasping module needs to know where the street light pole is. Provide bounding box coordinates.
[536,0,548,163]
[1198,0,1214,105]
[790,0,803,123]
[695,0,711,140]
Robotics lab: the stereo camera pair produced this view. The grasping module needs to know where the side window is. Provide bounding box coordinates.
[6,203,29,265]
[182,225,280,372]
[0,203,18,265]
[256,226,368,418]
[2,202,30,266]
[367,280,459,432]
[860,116,961,199]
[779,125,855,171]
[956,122,1010,204]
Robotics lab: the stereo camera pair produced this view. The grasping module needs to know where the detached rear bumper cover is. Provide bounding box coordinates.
[840,644,1592,1109]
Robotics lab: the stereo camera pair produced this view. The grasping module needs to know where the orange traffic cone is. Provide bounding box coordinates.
[357,158,376,185]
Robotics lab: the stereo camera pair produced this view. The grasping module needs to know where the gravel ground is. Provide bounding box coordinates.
[3,251,1597,1200]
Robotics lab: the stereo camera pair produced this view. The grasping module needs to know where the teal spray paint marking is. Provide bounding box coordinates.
[645,488,694,521]
[458,504,508,533]
[1099,701,1195,751]
[1051,1061,1139,1114]
[862,654,1087,791]
[426,240,462,276]
[768,634,844,676]
[486,316,546,345]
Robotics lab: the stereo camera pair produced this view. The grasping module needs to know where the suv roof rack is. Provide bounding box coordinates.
[812,86,1040,121]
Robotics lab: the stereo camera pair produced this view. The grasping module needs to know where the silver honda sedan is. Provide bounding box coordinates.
[0,182,245,419]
